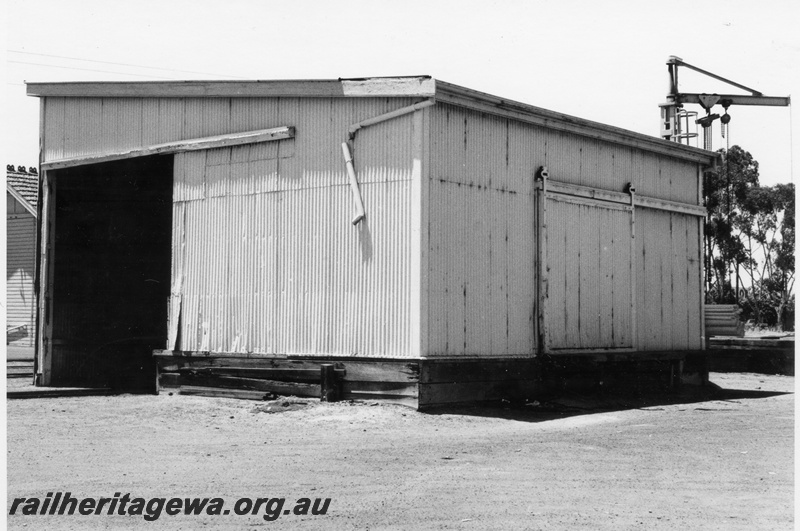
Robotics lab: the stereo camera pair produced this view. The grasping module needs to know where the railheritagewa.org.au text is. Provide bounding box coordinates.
[9,492,331,522]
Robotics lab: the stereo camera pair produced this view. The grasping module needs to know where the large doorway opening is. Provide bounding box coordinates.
[49,156,173,390]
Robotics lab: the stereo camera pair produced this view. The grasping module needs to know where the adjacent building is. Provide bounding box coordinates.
[6,165,39,359]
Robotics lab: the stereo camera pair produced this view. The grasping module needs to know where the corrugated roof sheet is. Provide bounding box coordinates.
[7,166,39,210]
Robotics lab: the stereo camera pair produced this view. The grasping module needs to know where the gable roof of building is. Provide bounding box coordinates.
[7,165,39,215]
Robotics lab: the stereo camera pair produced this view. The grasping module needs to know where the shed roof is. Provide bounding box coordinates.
[26,76,718,165]
[7,166,39,214]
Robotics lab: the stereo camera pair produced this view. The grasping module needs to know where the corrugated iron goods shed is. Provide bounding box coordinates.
[27,76,717,407]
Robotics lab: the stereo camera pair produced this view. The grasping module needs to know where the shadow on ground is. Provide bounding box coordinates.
[421,383,792,423]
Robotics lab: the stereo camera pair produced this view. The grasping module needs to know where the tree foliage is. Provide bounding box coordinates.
[704,145,794,330]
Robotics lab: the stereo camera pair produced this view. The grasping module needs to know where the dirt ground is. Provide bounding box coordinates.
[6,372,794,530]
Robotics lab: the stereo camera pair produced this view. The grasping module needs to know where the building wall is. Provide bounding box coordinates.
[163,98,421,357]
[635,208,703,350]
[41,96,427,360]
[426,106,538,358]
[426,103,704,357]
[545,197,634,350]
[6,194,37,349]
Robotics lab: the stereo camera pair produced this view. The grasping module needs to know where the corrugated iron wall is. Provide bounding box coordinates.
[167,98,418,357]
[635,208,703,350]
[42,97,407,162]
[427,103,703,357]
[527,124,699,204]
[42,96,420,358]
[426,106,538,357]
[545,197,633,350]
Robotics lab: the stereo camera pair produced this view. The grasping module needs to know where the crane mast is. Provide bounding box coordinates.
[659,56,790,151]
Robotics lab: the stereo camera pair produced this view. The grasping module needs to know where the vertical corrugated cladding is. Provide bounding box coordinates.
[538,128,632,194]
[172,97,416,358]
[537,126,699,205]
[507,115,703,352]
[631,150,702,351]
[544,197,633,350]
[42,96,233,163]
[635,207,702,350]
[423,101,704,356]
[629,150,699,205]
[426,104,536,358]
[43,97,66,162]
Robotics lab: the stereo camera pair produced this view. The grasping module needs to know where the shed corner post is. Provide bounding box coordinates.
[410,102,431,358]
[36,168,55,386]
[535,166,549,355]
[626,182,638,351]
[698,163,707,351]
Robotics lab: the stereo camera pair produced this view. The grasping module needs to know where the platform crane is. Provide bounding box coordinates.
[659,56,790,151]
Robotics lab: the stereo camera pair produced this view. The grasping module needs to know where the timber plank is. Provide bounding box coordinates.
[180,374,321,398]
[42,127,295,170]
[157,372,181,390]
[342,392,418,408]
[157,358,317,372]
[419,379,540,406]
[28,78,437,99]
[155,355,418,383]
[709,338,793,349]
[7,369,35,378]
[342,381,418,397]
[421,359,538,384]
[8,388,114,399]
[154,350,289,359]
[544,350,690,362]
[706,345,794,352]
[179,386,274,401]
[337,361,419,383]
[179,366,343,382]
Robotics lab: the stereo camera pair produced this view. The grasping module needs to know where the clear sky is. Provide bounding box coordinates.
[4,0,799,186]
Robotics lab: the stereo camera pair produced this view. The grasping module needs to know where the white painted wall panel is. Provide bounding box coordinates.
[635,208,703,350]
[171,98,417,357]
[427,102,703,357]
[545,197,633,350]
[426,105,536,358]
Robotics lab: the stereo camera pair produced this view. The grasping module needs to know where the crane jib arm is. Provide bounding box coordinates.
[677,93,790,107]
[661,56,791,146]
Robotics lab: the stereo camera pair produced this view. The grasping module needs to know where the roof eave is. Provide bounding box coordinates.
[25,76,436,99]
[434,80,719,166]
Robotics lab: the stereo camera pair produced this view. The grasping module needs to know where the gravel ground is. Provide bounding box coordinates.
[6,372,794,530]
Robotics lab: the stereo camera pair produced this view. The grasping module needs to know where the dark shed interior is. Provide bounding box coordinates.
[50,156,173,390]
